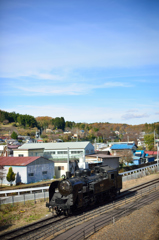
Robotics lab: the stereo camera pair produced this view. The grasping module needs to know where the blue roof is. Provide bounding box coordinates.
[110,143,135,150]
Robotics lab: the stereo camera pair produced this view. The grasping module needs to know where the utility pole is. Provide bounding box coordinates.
[154,130,155,149]
[67,147,69,172]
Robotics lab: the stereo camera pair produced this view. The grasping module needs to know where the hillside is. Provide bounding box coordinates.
[0,110,159,144]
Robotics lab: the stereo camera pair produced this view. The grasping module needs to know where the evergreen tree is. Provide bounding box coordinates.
[11,131,18,139]
[6,167,16,186]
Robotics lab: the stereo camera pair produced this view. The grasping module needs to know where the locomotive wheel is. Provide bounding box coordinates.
[64,209,72,216]
[64,210,69,216]
[56,209,61,216]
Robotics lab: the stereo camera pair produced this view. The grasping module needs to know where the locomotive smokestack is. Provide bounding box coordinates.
[66,171,71,179]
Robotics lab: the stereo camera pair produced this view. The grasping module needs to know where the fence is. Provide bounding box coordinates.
[119,162,159,182]
[0,190,49,205]
[0,186,49,205]
[0,186,49,197]
[0,162,158,205]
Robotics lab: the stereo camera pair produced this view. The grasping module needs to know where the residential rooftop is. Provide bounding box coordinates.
[0,156,42,166]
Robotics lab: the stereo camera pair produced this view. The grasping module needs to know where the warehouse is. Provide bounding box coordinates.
[0,156,54,185]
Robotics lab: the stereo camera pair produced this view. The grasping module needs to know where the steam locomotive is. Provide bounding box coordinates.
[46,165,122,215]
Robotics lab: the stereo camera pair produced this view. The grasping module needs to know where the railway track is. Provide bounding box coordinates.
[0,178,159,240]
[0,214,66,240]
[63,190,159,240]
[118,178,159,198]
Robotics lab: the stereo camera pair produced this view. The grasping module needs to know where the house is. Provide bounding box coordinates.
[63,130,72,134]
[0,156,54,185]
[7,145,20,156]
[132,150,147,165]
[13,141,95,178]
[110,142,137,155]
[85,153,120,170]
[93,143,109,151]
[126,150,155,166]
[145,151,158,161]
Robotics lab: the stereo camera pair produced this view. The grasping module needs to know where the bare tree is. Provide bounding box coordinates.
[119,150,134,166]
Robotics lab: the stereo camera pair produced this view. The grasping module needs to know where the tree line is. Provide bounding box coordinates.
[0,110,38,128]
[1,109,159,137]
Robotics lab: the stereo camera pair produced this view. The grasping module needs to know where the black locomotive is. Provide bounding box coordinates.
[46,165,122,215]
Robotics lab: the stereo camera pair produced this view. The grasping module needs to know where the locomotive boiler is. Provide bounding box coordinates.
[46,165,122,215]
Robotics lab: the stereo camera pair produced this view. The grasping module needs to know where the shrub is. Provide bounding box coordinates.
[3,120,9,125]
[12,123,17,127]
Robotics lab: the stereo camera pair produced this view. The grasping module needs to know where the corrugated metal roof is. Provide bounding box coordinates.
[18,141,91,150]
[86,154,119,158]
[145,151,157,155]
[110,144,135,150]
[0,156,40,166]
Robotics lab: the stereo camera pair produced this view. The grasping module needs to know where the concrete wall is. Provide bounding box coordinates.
[54,161,76,178]
[102,157,119,169]
[14,149,43,157]
[13,150,28,157]
[120,163,159,182]
[44,149,84,160]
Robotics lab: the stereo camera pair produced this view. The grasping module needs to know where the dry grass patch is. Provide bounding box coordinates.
[0,198,51,234]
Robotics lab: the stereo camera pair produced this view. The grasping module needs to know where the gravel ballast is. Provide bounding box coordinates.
[88,173,159,240]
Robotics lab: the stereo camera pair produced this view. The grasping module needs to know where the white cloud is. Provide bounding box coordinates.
[28,73,64,81]
[126,109,139,113]
[121,113,149,120]
[10,80,133,96]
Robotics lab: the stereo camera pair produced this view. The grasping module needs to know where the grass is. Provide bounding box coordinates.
[0,198,50,233]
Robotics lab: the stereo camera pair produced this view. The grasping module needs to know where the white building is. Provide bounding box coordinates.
[0,156,54,185]
[13,141,95,178]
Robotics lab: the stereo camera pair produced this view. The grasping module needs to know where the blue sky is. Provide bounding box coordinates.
[0,0,159,125]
